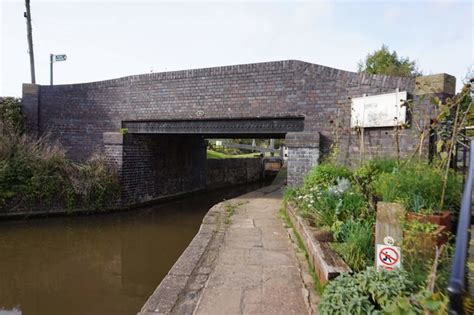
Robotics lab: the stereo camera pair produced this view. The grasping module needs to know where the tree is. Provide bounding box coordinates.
[358,45,421,77]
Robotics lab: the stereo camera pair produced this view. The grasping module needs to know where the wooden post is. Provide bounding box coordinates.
[375,202,405,269]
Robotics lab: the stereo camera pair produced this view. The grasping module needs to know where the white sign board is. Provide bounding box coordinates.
[351,91,407,128]
[376,244,401,270]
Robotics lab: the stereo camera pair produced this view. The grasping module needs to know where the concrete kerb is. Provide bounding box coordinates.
[138,203,226,315]
[285,203,351,283]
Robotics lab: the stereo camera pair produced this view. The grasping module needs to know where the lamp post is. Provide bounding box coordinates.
[50,53,67,85]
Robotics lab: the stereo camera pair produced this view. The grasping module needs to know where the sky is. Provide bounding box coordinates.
[1,0,472,97]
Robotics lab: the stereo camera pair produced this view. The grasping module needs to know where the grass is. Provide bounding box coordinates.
[223,201,245,224]
[207,150,261,159]
[280,205,325,294]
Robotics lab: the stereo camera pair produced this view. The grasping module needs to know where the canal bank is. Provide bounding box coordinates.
[0,157,264,218]
[140,178,312,314]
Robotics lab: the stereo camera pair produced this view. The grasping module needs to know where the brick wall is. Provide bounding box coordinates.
[121,134,207,204]
[206,158,263,189]
[22,60,455,194]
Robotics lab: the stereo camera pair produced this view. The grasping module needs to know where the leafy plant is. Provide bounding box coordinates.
[373,160,461,213]
[303,162,352,190]
[383,290,449,314]
[296,187,369,229]
[318,267,416,314]
[403,220,438,234]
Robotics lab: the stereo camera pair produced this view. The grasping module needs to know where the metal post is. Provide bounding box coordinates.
[50,54,53,85]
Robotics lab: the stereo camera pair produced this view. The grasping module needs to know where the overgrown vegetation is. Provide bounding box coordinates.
[286,156,459,313]
[374,161,461,213]
[0,97,120,213]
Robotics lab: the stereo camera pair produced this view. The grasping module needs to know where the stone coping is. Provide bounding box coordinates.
[285,203,350,283]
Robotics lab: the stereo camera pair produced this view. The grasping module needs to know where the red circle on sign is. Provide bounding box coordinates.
[378,247,399,266]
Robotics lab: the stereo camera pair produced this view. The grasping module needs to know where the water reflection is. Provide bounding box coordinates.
[0,183,265,315]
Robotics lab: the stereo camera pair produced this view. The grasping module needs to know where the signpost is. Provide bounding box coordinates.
[375,202,404,271]
[376,244,401,270]
[50,54,67,85]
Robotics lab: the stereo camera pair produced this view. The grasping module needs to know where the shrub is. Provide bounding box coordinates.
[0,134,69,209]
[354,157,398,202]
[0,130,119,212]
[373,161,461,213]
[303,162,352,190]
[0,95,120,213]
[0,97,24,134]
[67,154,120,211]
[318,267,416,314]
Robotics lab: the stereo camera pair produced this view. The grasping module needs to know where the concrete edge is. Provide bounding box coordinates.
[138,202,226,315]
[285,203,351,283]
[0,181,269,220]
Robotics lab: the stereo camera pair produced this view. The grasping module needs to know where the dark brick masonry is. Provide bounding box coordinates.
[22,60,455,203]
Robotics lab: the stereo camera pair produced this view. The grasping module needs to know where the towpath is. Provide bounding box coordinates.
[193,184,308,314]
[139,180,311,315]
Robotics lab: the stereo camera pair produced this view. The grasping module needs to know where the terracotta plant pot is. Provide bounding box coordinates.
[404,225,448,248]
[406,211,452,232]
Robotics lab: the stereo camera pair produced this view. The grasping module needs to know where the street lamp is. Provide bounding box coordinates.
[50,53,67,85]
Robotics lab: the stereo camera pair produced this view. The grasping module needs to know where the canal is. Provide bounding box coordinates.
[0,182,267,315]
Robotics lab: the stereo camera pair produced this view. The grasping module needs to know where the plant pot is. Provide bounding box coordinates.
[406,211,452,232]
[404,225,448,249]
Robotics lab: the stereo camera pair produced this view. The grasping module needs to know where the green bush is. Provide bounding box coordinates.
[331,219,374,271]
[373,161,461,213]
[303,162,352,190]
[0,135,69,209]
[0,97,24,134]
[0,96,120,213]
[318,267,416,314]
[354,157,398,201]
[67,154,120,211]
[0,126,120,212]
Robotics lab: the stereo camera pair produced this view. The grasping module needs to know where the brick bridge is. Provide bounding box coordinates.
[21,60,455,205]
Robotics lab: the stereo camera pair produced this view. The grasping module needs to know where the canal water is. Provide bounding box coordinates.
[0,182,266,315]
